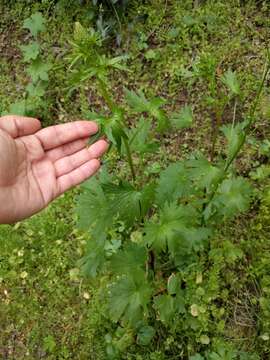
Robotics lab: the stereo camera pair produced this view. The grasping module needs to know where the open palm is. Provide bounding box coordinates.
[0,115,108,224]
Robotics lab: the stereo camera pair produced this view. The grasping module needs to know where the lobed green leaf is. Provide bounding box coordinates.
[23,12,46,37]
[109,270,152,324]
[221,69,241,95]
[170,105,193,129]
[221,121,247,164]
[110,243,147,274]
[155,162,192,206]
[27,59,51,83]
[20,42,40,62]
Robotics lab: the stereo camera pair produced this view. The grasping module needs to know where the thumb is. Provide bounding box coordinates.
[0,115,41,138]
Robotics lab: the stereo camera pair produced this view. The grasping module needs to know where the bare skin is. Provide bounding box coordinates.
[0,115,108,224]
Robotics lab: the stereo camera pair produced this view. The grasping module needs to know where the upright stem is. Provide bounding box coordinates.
[97,78,136,182]
[209,75,221,161]
[210,106,223,161]
[205,59,270,208]
[224,61,270,172]
[97,79,114,111]
[123,137,136,182]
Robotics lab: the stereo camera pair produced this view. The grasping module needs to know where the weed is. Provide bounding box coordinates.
[69,23,270,358]
[2,12,51,117]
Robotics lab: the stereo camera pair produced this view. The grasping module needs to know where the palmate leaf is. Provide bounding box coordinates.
[221,69,240,95]
[124,89,168,133]
[26,81,47,98]
[221,121,247,163]
[20,42,40,62]
[125,88,150,112]
[103,181,155,227]
[110,243,147,274]
[76,177,113,234]
[154,293,185,325]
[78,233,106,277]
[208,346,237,360]
[129,117,158,154]
[170,105,193,129]
[154,294,176,324]
[137,325,155,345]
[27,58,51,83]
[144,203,211,257]
[144,203,198,252]
[109,269,152,324]
[212,177,252,218]
[23,12,46,37]
[168,227,212,258]
[155,162,192,206]
[85,109,127,153]
[186,154,224,192]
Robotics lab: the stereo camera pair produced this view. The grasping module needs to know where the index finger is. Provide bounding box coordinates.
[35,121,98,150]
[0,115,41,138]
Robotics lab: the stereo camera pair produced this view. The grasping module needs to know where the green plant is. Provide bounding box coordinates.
[190,343,261,360]
[191,52,243,161]
[3,12,51,116]
[92,0,130,43]
[68,23,270,357]
[56,0,131,44]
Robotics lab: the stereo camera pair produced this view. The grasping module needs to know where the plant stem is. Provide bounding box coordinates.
[210,105,223,161]
[98,78,136,182]
[97,79,114,111]
[205,58,270,208]
[224,60,270,172]
[123,137,136,182]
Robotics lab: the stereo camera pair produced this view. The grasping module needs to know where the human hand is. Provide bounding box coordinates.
[0,115,108,224]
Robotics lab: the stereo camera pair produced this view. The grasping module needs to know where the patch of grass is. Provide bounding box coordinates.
[0,193,110,359]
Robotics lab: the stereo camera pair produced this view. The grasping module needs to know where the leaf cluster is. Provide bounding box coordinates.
[76,150,253,336]
[68,22,128,88]
[4,12,50,117]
